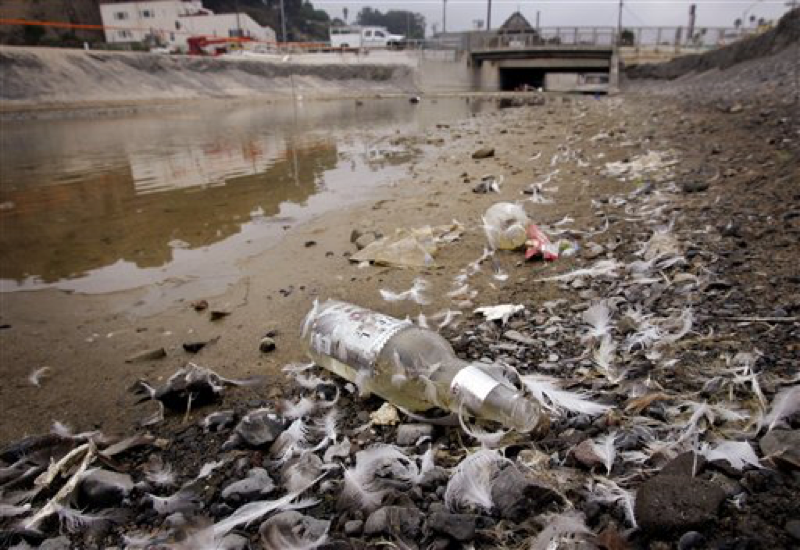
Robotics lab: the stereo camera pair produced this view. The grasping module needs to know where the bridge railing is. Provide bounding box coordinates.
[420,25,761,52]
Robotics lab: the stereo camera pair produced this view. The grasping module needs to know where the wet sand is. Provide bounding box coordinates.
[0,94,625,442]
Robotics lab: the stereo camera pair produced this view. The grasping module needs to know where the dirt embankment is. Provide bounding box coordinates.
[626,7,799,81]
[0,46,417,110]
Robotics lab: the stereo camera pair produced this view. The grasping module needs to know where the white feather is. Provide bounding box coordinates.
[197,459,226,479]
[55,504,124,533]
[582,301,613,339]
[763,385,800,431]
[212,493,320,541]
[28,366,51,387]
[587,478,637,528]
[148,485,202,516]
[0,503,31,518]
[699,440,761,470]
[339,444,417,511]
[416,313,429,329]
[474,304,524,324]
[519,374,611,416]
[281,397,317,420]
[593,432,618,475]
[529,510,592,550]
[431,309,462,329]
[536,259,620,282]
[593,336,627,384]
[379,278,430,305]
[444,449,511,513]
[458,405,509,448]
[270,419,310,464]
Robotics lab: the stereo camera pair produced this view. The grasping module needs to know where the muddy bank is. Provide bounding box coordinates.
[626,7,799,80]
[0,46,417,111]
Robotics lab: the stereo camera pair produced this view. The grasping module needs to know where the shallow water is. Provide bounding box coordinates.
[0,97,492,294]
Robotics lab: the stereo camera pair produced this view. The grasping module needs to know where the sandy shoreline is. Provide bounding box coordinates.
[0,93,622,443]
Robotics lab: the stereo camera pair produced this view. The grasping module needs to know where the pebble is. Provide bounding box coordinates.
[427,511,477,541]
[634,474,726,534]
[78,469,133,508]
[785,519,800,542]
[396,423,434,446]
[38,538,71,550]
[490,465,563,522]
[678,531,706,550]
[759,429,800,469]
[364,506,424,538]
[231,409,285,447]
[125,347,166,363]
[259,337,276,353]
[344,519,364,536]
[471,147,495,159]
[221,468,274,500]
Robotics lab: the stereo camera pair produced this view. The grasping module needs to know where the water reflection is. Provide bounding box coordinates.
[0,97,492,293]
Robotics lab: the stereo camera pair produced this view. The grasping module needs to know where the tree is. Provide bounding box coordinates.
[343,7,349,24]
[356,7,426,39]
[734,18,742,29]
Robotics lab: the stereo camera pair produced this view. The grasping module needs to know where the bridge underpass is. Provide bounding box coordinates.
[469,46,617,93]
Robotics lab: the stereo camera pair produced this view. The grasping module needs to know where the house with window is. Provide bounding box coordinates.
[99,0,276,50]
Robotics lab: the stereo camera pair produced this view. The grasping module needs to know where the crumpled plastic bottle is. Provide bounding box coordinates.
[482,202,530,250]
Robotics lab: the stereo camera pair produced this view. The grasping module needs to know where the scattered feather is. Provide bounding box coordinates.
[444,449,511,513]
[699,440,761,470]
[28,366,51,387]
[536,259,620,282]
[593,432,618,475]
[582,301,613,339]
[529,510,592,550]
[379,278,430,305]
[474,304,524,325]
[148,484,202,516]
[762,385,799,431]
[519,374,611,416]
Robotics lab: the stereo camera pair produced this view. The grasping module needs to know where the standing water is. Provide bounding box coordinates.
[0,98,493,295]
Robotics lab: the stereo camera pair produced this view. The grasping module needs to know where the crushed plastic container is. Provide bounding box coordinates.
[482,202,529,251]
[303,300,547,434]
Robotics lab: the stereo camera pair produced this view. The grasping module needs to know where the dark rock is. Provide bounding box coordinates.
[304,240,317,247]
[355,232,377,250]
[635,475,726,534]
[191,299,209,311]
[125,347,166,363]
[678,531,706,550]
[233,409,284,447]
[682,181,710,193]
[785,519,800,542]
[210,310,231,321]
[759,430,800,469]
[427,512,477,541]
[344,519,363,536]
[661,452,706,477]
[221,468,274,500]
[396,424,434,446]
[260,511,330,546]
[471,147,495,159]
[259,337,277,353]
[219,534,249,550]
[78,469,133,508]
[183,341,208,354]
[490,465,564,522]
[364,506,424,538]
[38,537,72,550]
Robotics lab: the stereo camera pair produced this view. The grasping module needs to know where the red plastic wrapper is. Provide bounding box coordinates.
[525,223,559,261]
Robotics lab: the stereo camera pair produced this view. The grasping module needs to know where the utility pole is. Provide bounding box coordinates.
[536,11,540,30]
[280,0,287,43]
[687,4,696,45]
[443,0,448,34]
[487,0,492,30]
[616,0,624,45]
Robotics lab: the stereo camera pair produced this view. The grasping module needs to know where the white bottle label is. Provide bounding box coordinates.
[308,301,412,371]
[450,365,502,411]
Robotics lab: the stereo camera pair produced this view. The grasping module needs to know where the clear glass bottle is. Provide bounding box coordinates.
[303,300,546,434]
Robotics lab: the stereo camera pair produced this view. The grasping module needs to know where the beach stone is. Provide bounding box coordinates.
[125,347,166,363]
[233,409,284,447]
[38,538,71,550]
[471,147,495,159]
[364,506,424,538]
[260,511,330,543]
[490,465,563,522]
[219,534,248,550]
[660,452,706,477]
[396,424,433,445]
[678,531,706,550]
[221,468,274,500]
[759,430,800,469]
[259,337,276,353]
[427,512,477,541]
[370,403,400,426]
[79,469,133,508]
[785,519,800,541]
[344,519,363,536]
[571,439,604,470]
[681,180,710,193]
[635,475,726,534]
[355,233,377,250]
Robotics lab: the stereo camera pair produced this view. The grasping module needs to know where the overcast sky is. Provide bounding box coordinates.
[313,1,795,35]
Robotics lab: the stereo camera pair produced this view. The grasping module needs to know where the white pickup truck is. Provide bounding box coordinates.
[330,26,405,49]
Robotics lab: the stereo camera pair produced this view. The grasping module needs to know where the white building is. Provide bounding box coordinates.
[99,0,276,50]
